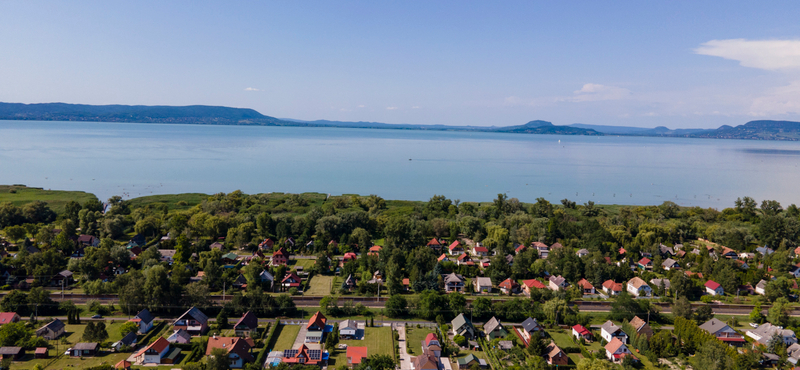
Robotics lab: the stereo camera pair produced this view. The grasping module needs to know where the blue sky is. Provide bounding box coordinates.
[1,1,800,128]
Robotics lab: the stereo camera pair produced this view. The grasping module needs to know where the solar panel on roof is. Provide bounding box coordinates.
[284,350,298,357]
[308,350,321,359]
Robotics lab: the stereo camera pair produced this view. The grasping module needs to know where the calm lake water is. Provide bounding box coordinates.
[1,120,799,209]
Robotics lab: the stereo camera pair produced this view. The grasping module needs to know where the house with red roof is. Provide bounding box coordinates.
[705,280,724,296]
[472,245,489,257]
[426,238,441,250]
[281,273,302,290]
[576,279,596,294]
[271,247,290,266]
[498,278,520,294]
[605,338,637,364]
[456,253,473,266]
[522,279,546,296]
[282,344,323,366]
[572,324,593,342]
[133,337,173,365]
[637,257,652,271]
[421,333,441,358]
[437,254,449,262]
[305,311,328,343]
[205,336,254,368]
[0,313,20,325]
[515,244,527,254]
[368,245,382,256]
[342,252,358,264]
[346,346,368,368]
[449,240,464,255]
[602,280,623,296]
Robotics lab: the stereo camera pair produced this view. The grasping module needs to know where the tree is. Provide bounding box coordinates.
[357,354,395,370]
[120,321,139,336]
[0,322,32,346]
[3,225,26,242]
[543,298,569,325]
[326,323,339,351]
[207,347,231,370]
[576,358,614,370]
[385,295,408,318]
[749,302,765,324]
[694,305,713,323]
[672,296,693,320]
[453,334,467,347]
[768,297,790,327]
[83,321,108,342]
[694,341,733,370]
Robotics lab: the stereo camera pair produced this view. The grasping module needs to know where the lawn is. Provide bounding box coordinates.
[404,325,436,356]
[306,275,335,296]
[10,351,131,370]
[63,321,128,344]
[292,259,316,270]
[271,324,301,351]
[126,192,209,211]
[329,326,394,367]
[0,185,98,213]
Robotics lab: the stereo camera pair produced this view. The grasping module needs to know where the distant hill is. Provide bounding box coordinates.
[494,120,602,135]
[690,120,800,141]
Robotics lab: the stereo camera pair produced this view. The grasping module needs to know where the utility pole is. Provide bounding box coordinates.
[223,282,226,302]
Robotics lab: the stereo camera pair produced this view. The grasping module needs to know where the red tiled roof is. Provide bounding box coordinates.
[427,238,440,246]
[424,333,439,346]
[437,254,448,261]
[577,279,594,290]
[347,346,368,365]
[369,245,382,252]
[602,280,623,292]
[0,312,18,324]
[307,311,327,330]
[499,278,519,290]
[135,337,169,358]
[705,280,721,290]
[402,278,410,286]
[474,246,488,253]
[572,325,591,336]
[638,257,651,265]
[449,241,461,251]
[523,279,546,289]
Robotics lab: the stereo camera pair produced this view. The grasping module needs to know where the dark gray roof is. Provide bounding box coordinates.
[175,307,208,325]
[698,319,729,335]
[40,319,65,332]
[119,331,137,346]
[73,342,99,350]
[135,309,154,324]
[0,347,22,355]
[483,317,503,334]
[521,317,541,332]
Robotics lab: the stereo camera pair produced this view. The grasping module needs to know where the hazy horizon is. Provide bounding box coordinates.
[2,1,800,129]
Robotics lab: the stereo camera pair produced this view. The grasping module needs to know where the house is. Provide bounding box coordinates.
[650,278,671,293]
[457,354,487,369]
[576,279,596,294]
[755,279,767,295]
[167,329,192,344]
[444,273,465,293]
[600,321,628,344]
[77,234,100,247]
[343,274,357,291]
[735,260,749,270]
[52,270,74,286]
[472,246,489,257]
[258,238,275,250]
[70,342,100,357]
[221,252,240,265]
[173,307,209,335]
[36,319,65,340]
[629,316,653,339]
[483,317,507,339]
[271,247,290,266]
[662,258,680,270]
[451,313,476,339]
[340,319,358,339]
[403,278,410,291]
[281,273,302,290]
[474,277,492,293]
[347,346,368,368]
[719,247,738,259]
[756,246,774,256]
[498,341,513,351]
[637,257,652,271]
[116,360,132,370]
[791,265,800,278]
[282,344,323,366]
[259,270,274,289]
[705,280,724,296]
[437,254,449,263]
[572,324,593,342]
[159,249,177,263]
[787,343,800,365]
[498,278,520,294]
[533,242,549,258]
[421,333,442,358]
[34,347,47,359]
[448,241,464,255]
[576,248,589,257]
[746,323,798,346]
[306,311,327,343]
[659,244,674,256]
[0,347,24,360]
[0,312,20,325]
[548,275,568,291]
[739,252,755,260]
[210,242,224,251]
[206,336,254,368]
[234,311,259,337]
[342,252,358,264]
[544,342,568,365]
[413,349,440,370]
[699,318,745,346]
[515,244,527,254]
[130,309,155,334]
[134,337,173,364]
[368,245,382,256]
[426,238,441,250]
[456,253,473,266]
[522,279,546,296]
[626,277,651,297]
[521,318,545,341]
[113,331,138,351]
[605,338,637,364]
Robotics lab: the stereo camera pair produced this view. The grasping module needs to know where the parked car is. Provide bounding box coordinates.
[750,323,759,328]
[91,314,103,319]
[64,348,72,355]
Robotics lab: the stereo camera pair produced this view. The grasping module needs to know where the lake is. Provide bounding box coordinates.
[1,120,799,209]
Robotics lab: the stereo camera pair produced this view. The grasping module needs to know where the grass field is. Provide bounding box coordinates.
[404,325,435,356]
[306,275,334,296]
[272,324,301,351]
[329,326,394,367]
[63,321,127,344]
[126,193,209,211]
[291,259,316,270]
[10,351,131,370]
[0,185,98,213]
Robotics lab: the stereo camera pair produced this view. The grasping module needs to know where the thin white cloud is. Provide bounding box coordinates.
[244,87,261,91]
[386,106,398,110]
[565,83,631,102]
[358,105,365,108]
[695,39,800,70]
[411,106,421,109]
[750,80,800,116]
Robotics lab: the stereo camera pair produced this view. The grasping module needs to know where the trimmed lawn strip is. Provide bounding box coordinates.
[404,326,436,356]
[306,275,335,296]
[329,326,394,368]
[272,324,301,351]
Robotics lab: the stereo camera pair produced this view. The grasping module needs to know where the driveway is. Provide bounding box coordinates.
[395,324,412,370]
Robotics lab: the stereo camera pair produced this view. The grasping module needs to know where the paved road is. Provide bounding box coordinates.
[396,323,412,370]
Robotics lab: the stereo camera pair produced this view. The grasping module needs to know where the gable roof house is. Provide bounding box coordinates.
[755,279,767,295]
[746,323,798,346]
[626,277,651,297]
[456,253,473,266]
[522,279,546,296]
[113,331,138,351]
[650,278,671,293]
[576,279,596,294]
[305,311,328,343]
[173,307,209,335]
[637,257,653,271]
[206,336,254,368]
[134,337,174,365]
[451,313,476,339]
[483,317,508,339]
[343,274,357,291]
[545,342,568,365]
[167,329,192,344]
[602,280,623,296]
[662,258,680,271]
[281,273,302,290]
[457,354,486,369]
[412,349,440,370]
[533,242,549,258]
[472,245,489,257]
[521,318,545,341]
[77,234,100,247]
[271,247,290,266]
[421,333,442,358]
[282,344,323,366]
[0,347,25,360]
[600,321,628,344]
[548,275,568,291]
[576,248,590,257]
[448,241,464,255]
[659,244,674,256]
[35,319,65,340]
[572,324,593,342]
[699,318,745,346]
[234,311,259,337]
[70,342,100,357]
[259,270,274,289]
[474,277,493,293]
[0,313,20,325]
[705,280,724,296]
[130,309,155,334]
[498,278,520,294]
[605,338,637,364]
[340,319,359,340]
[629,316,653,340]
[426,238,442,250]
[347,346,369,368]
[444,273,465,293]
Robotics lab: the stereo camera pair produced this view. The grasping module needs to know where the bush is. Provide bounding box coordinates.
[454,334,467,347]
[289,288,299,296]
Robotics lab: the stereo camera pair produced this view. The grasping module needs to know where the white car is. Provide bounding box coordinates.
[750,323,759,328]
[64,348,72,355]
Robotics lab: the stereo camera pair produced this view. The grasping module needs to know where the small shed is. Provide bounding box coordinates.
[35,347,48,359]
